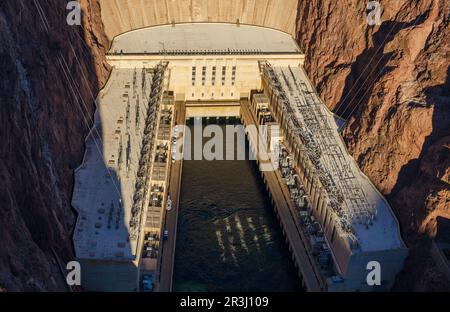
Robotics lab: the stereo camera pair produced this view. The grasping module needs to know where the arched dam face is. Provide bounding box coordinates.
[173,121,302,292]
[99,0,298,40]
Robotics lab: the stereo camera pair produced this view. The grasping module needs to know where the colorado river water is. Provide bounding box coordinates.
[173,121,302,292]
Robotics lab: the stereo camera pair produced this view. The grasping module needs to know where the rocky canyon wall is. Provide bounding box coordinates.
[99,0,298,40]
[296,0,449,290]
[0,0,109,291]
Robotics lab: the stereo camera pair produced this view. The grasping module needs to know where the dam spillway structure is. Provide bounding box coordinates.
[72,21,407,292]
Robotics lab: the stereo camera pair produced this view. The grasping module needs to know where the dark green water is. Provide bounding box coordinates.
[173,122,302,292]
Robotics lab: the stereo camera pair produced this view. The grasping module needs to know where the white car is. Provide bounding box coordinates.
[166,195,172,211]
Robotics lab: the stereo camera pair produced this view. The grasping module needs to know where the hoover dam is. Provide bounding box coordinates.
[0,0,449,294]
[71,22,407,292]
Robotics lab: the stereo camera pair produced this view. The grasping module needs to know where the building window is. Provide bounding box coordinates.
[231,66,236,86]
[202,66,206,86]
[211,66,216,86]
[192,66,196,86]
[221,66,226,86]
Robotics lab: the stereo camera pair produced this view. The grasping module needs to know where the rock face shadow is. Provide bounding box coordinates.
[390,65,450,291]
[0,1,108,291]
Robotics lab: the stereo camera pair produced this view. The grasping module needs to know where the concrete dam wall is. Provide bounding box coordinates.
[99,0,298,40]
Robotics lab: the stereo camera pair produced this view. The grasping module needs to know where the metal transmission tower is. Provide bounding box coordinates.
[129,62,168,240]
[262,62,377,244]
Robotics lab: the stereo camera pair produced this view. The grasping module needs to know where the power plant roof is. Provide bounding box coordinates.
[72,68,152,260]
[265,65,405,252]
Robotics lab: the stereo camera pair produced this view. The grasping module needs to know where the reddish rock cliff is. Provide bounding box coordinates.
[0,0,109,291]
[296,0,449,290]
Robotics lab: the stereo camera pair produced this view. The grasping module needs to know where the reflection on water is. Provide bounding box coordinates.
[173,122,302,292]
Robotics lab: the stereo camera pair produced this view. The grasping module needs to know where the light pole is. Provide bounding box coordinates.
[159,41,166,60]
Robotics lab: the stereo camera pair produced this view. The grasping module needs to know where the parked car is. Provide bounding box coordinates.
[166,195,172,211]
[142,274,154,292]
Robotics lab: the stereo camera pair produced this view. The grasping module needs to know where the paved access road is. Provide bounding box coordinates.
[157,101,186,292]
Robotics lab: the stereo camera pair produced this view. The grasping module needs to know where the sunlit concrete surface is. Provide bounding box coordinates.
[185,101,241,118]
[107,24,304,103]
[110,23,301,54]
